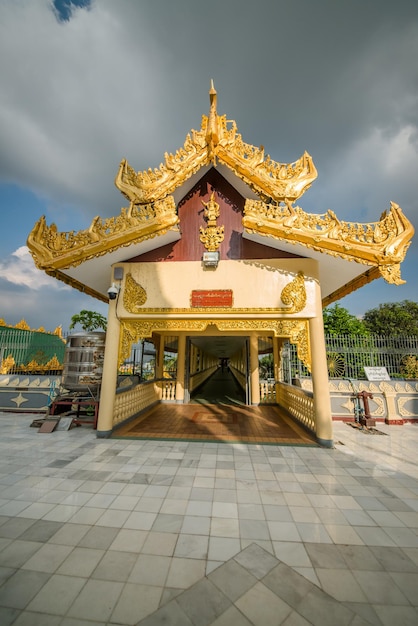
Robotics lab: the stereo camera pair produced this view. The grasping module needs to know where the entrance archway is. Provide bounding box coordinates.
[186,335,249,405]
[186,335,248,406]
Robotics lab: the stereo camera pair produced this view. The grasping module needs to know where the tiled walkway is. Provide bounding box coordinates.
[0,412,417,625]
[114,370,316,445]
[113,403,316,445]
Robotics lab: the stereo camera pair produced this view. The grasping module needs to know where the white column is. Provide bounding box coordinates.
[309,289,333,447]
[175,334,186,403]
[249,333,260,405]
[96,299,120,437]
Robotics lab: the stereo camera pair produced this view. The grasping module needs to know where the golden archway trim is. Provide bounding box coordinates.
[119,318,310,370]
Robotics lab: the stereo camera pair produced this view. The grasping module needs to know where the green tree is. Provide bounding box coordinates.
[400,355,418,379]
[259,354,273,379]
[69,310,107,332]
[322,304,368,335]
[363,300,418,335]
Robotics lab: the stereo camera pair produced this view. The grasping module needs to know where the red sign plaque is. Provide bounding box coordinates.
[191,289,233,308]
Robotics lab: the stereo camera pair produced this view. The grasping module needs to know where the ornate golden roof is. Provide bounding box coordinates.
[243,199,414,286]
[115,81,318,205]
[26,83,414,302]
[28,197,179,271]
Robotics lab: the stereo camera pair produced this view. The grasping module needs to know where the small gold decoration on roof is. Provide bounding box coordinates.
[1,355,15,374]
[199,192,225,252]
[15,320,30,331]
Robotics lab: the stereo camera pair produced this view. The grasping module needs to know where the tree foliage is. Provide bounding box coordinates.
[69,310,107,332]
[363,300,418,335]
[322,304,368,336]
[400,355,418,379]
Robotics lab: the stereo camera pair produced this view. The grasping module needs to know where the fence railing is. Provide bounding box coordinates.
[0,329,66,375]
[285,334,418,381]
[276,382,315,433]
[1,333,416,380]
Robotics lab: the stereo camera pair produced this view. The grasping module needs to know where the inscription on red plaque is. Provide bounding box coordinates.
[191,290,233,307]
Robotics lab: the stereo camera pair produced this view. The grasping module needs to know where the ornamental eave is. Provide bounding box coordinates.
[115,84,317,206]
[242,200,414,286]
[26,199,181,300]
[27,197,180,272]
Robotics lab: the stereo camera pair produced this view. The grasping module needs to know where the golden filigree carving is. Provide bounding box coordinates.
[123,273,147,312]
[123,306,304,315]
[243,200,414,285]
[27,196,179,270]
[1,355,15,374]
[280,271,306,312]
[199,193,224,251]
[216,319,310,370]
[115,84,317,205]
[119,320,209,364]
[15,320,30,331]
[119,318,310,370]
[378,264,404,284]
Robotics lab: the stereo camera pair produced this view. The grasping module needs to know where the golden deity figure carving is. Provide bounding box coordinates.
[199,192,224,252]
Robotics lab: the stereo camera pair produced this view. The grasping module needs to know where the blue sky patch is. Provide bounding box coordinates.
[53,0,91,22]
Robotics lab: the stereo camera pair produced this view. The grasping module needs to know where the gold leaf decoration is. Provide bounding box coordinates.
[243,200,413,285]
[123,273,147,313]
[280,271,306,312]
[199,192,225,252]
[114,84,317,206]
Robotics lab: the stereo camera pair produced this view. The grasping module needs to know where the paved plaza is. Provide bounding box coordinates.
[0,412,417,625]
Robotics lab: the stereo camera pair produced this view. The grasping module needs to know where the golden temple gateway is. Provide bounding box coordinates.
[27,84,414,446]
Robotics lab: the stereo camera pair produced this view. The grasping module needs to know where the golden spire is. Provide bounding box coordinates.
[206,79,219,163]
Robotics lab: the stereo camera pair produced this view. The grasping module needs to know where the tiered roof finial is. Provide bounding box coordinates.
[206,79,219,163]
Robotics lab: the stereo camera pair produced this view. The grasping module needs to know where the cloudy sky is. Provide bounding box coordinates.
[0,0,417,333]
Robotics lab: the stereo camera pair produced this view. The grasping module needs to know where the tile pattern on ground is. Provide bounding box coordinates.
[0,413,417,625]
[113,403,316,445]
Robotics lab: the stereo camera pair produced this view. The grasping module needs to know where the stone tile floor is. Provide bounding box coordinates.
[0,412,417,625]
